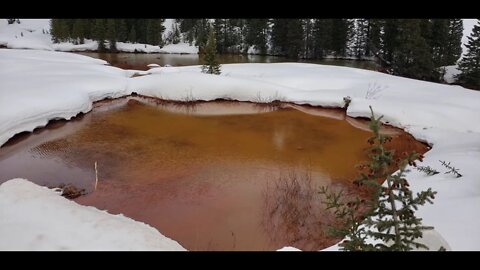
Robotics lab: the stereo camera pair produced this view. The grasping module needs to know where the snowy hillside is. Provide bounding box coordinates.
[0,49,479,250]
[0,19,198,54]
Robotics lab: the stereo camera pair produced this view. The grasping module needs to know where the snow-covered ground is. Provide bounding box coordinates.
[0,19,198,54]
[1,48,480,250]
[0,179,185,250]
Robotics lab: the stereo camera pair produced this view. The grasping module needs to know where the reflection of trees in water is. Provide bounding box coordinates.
[262,169,364,250]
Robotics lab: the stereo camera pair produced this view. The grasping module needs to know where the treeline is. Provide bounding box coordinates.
[50,19,165,52]
[50,19,468,84]
[177,19,464,82]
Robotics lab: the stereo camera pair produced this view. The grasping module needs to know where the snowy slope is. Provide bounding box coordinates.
[1,49,480,250]
[0,19,198,54]
[0,179,185,250]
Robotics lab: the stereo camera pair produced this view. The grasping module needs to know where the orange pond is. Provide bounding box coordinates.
[0,97,428,250]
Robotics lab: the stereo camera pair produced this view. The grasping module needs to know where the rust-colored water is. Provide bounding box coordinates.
[0,97,428,250]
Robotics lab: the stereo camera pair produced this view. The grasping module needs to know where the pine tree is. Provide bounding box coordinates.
[178,19,197,44]
[286,19,304,59]
[456,20,480,90]
[195,19,210,48]
[382,19,399,64]
[353,19,369,58]
[312,19,333,58]
[50,19,69,43]
[116,19,128,43]
[71,19,85,44]
[271,19,289,56]
[168,23,181,44]
[320,107,437,251]
[201,27,221,75]
[367,19,383,58]
[330,19,353,57]
[430,19,450,68]
[93,19,106,52]
[146,19,165,46]
[446,19,463,65]
[106,19,117,52]
[214,19,228,53]
[245,19,269,55]
[128,25,136,43]
[303,19,314,58]
[392,19,435,81]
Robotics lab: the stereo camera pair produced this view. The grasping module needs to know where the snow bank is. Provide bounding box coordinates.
[1,49,480,250]
[0,179,185,250]
[0,49,130,147]
[159,42,198,54]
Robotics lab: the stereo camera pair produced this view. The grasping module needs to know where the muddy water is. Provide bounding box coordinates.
[0,97,428,250]
[75,52,380,71]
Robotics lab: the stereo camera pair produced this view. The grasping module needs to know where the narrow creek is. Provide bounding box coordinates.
[0,97,428,250]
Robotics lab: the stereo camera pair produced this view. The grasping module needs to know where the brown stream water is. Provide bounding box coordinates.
[0,97,427,250]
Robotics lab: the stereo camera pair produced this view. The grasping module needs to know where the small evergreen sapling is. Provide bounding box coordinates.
[320,106,437,251]
[201,26,221,75]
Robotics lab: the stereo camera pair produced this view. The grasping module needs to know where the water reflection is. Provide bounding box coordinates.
[76,52,379,71]
[0,97,426,250]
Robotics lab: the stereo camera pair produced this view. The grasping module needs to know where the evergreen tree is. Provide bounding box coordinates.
[83,19,94,40]
[320,107,437,251]
[303,19,314,58]
[271,19,289,56]
[201,27,221,75]
[392,19,435,81]
[430,19,451,79]
[286,19,304,59]
[456,20,480,89]
[353,19,369,58]
[93,19,106,52]
[245,19,269,55]
[50,19,61,43]
[71,19,85,44]
[106,19,117,52]
[446,19,464,65]
[312,19,333,58]
[146,19,165,46]
[116,19,128,43]
[214,19,228,53]
[367,19,383,58]
[128,25,136,43]
[50,19,70,43]
[195,19,210,48]
[330,19,353,57]
[178,19,197,44]
[168,23,181,44]
[382,19,399,64]
[271,19,304,58]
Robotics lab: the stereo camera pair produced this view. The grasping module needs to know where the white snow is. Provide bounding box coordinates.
[0,179,185,251]
[0,19,197,54]
[462,19,477,57]
[1,49,480,250]
[0,49,130,147]
[443,65,461,83]
[159,42,198,54]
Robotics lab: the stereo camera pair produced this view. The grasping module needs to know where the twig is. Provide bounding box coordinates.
[94,161,99,190]
[439,160,462,178]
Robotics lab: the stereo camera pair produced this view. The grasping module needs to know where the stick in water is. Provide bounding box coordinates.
[94,161,98,191]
